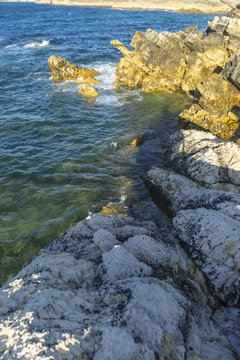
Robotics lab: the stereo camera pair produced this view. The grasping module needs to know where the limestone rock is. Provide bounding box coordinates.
[164,130,240,192]
[223,53,240,90]
[144,166,240,307]
[174,208,240,307]
[78,84,99,97]
[179,71,240,140]
[144,129,240,307]
[112,8,240,140]
[48,55,100,82]
[0,215,236,359]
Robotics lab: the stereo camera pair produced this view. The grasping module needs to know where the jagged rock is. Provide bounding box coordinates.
[143,165,240,219]
[144,129,240,307]
[48,55,100,82]
[76,76,101,84]
[206,13,240,39]
[78,84,99,97]
[223,53,240,90]
[144,166,240,307]
[179,71,240,140]
[0,215,236,359]
[174,208,240,307]
[112,9,240,140]
[164,130,240,192]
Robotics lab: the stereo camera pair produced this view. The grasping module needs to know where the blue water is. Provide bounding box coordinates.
[0,2,218,284]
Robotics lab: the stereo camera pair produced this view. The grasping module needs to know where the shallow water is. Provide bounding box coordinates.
[0,3,218,284]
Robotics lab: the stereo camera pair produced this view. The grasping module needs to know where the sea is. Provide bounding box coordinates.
[0,2,218,285]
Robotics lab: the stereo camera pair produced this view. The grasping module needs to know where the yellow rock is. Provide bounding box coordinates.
[76,76,100,85]
[78,84,99,97]
[48,55,101,82]
[130,135,145,147]
[100,203,127,216]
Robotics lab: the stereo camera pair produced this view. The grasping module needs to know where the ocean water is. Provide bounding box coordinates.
[0,2,218,285]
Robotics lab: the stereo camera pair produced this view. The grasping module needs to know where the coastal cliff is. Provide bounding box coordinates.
[3,0,240,13]
[0,6,240,360]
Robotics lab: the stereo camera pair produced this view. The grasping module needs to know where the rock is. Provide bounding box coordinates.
[76,75,100,85]
[144,129,240,307]
[164,130,240,192]
[100,203,127,216]
[112,8,240,140]
[78,84,99,97]
[0,214,236,359]
[179,71,240,140]
[143,165,240,218]
[223,53,240,90]
[174,208,240,307]
[130,135,145,147]
[48,55,100,82]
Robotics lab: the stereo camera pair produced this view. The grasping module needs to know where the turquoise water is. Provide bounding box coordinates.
[0,3,217,284]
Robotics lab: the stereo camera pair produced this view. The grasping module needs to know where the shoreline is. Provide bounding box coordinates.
[0,6,240,359]
[2,0,237,14]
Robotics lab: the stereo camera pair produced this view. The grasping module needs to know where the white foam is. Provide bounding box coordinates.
[5,43,17,49]
[93,61,116,90]
[24,40,50,48]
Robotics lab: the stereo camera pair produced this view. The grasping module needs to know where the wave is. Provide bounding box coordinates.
[5,40,50,50]
[24,40,50,48]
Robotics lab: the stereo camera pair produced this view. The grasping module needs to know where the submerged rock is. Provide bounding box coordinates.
[0,215,237,359]
[130,135,145,147]
[48,55,100,82]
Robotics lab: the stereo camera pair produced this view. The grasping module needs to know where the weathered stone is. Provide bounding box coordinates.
[164,130,240,191]
[144,129,240,307]
[48,55,100,82]
[112,9,240,140]
[174,207,240,307]
[0,215,236,359]
[223,53,240,90]
[78,84,99,97]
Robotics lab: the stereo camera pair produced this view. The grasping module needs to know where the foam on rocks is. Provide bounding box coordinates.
[0,214,237,359]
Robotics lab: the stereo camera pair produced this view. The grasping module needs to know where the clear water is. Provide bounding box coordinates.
[0,3,218,284]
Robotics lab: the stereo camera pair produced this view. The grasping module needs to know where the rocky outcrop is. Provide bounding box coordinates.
[48,55,100,82]
[112,8,240,140]
[78,84,100,97]
[0,214,238,359]
[144,129,240,308]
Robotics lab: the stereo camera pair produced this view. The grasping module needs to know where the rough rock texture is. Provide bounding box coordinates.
[0,214,237,359]
[144,130,240,307]
[164,129,240,192]
[48,55,100,82]
[112,8,240,140]
[78,84,100,97]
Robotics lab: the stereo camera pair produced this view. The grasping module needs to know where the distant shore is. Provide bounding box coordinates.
[2,0,238,13]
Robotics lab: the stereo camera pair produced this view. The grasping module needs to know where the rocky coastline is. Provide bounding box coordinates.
[1,7,240,360]
[2,0,239,14]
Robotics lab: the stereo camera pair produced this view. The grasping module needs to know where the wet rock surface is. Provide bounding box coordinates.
[0,214,238,359]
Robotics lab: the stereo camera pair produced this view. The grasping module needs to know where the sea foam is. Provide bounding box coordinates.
[24,40,50,48]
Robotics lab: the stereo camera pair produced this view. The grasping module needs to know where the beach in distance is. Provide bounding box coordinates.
[4,0,240,13]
